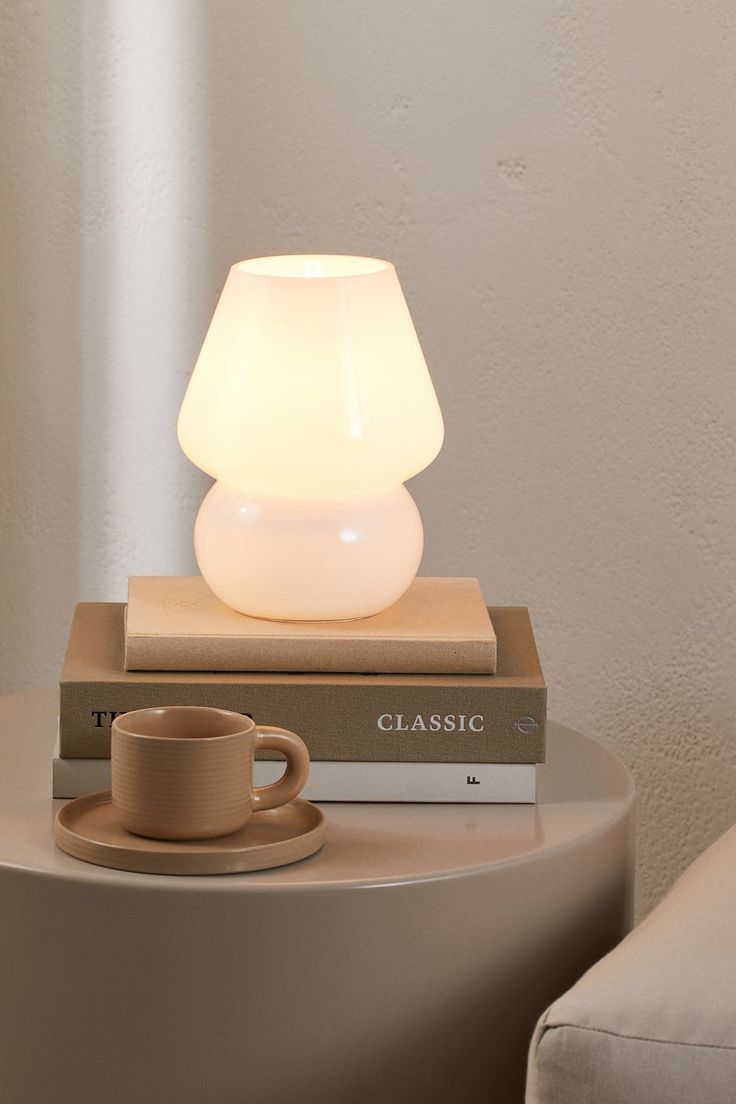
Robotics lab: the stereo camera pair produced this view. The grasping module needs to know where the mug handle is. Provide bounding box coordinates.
[252,726,310,812]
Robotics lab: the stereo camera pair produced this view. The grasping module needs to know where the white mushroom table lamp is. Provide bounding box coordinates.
[177,254,444,621]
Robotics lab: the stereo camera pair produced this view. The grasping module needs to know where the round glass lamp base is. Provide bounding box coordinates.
[194,482,424,621]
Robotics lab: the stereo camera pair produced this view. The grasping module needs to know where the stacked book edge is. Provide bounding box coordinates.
[52,738,537,803]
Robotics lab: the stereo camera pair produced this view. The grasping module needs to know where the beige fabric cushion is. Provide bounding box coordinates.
[527,822,736,1103]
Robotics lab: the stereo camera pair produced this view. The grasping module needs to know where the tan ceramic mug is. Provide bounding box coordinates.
[111,706,310,841]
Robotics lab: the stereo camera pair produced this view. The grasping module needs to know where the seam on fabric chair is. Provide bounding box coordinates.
[525,1007,553,1103]
[537,1023,736,1052]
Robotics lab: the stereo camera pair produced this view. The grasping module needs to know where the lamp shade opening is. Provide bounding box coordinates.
[234,255,392,279]
[177,255,444,498]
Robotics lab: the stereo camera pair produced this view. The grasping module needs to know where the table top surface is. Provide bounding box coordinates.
[0,689,634,892]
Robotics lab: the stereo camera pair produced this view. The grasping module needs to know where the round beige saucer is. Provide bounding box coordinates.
[55,791,325,875]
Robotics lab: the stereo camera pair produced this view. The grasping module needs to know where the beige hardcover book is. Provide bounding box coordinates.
[60,604,546,762]
[124,576,497,675]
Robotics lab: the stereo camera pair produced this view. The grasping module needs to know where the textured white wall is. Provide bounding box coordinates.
[1,0,735,916]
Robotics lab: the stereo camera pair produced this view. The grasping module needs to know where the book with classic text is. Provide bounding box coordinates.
[59,603,546,762]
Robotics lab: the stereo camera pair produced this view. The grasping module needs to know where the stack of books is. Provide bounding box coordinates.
[54,576,546,803]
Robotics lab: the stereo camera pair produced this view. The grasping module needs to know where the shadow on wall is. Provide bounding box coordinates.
[1,4,214,693]
[0,6,83,694]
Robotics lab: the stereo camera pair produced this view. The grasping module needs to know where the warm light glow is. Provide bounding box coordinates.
[234,254,391,279]
[177,255,444,497]
[194,483,424,620]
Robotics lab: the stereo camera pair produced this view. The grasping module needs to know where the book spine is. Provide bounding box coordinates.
[59,681,546,763]
[125,635,497,675]
[53,757,536,803]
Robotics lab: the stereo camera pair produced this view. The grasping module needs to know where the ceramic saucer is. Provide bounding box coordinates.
[55,791,325,875]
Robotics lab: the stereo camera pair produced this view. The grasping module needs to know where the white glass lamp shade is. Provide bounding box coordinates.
[177,255,444,497]
[178,255,444,620]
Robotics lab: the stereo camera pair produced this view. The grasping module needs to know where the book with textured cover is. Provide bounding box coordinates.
[124,575,497,674]
[59,604,546,762]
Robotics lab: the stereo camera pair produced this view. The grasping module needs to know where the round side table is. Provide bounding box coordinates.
[0,690,634,1104]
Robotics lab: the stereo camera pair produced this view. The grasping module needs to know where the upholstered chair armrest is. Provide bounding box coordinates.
[527,822,736,1104]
